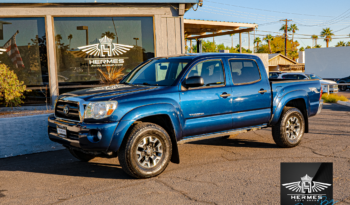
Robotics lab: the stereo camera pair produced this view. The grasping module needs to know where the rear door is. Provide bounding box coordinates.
[228,59,271,128]
[180,58,233,137]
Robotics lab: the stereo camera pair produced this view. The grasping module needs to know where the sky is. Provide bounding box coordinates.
[184,0,350,50]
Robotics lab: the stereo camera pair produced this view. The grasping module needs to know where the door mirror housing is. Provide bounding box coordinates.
[185,76,204,87]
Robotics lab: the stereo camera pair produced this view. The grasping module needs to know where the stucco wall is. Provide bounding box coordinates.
[251,53,269,78]
[305,47,350,78]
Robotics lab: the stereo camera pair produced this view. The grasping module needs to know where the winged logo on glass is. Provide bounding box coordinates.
[282,174,331,193]
[78,36,133,57]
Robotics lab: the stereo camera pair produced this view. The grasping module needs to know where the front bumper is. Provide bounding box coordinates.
[48,114,119,151]
[316,100,323,115]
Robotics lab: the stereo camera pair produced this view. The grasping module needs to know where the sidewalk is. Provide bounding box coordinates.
[0,114,64,158]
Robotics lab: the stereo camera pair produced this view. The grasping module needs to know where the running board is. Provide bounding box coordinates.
[178,124,268,144]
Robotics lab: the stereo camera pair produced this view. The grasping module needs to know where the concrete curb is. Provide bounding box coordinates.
[0,114,64,159]
[337,101,350,107]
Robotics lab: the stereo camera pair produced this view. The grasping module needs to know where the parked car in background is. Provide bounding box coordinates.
[276,73,338,93]
[337,76,350,91]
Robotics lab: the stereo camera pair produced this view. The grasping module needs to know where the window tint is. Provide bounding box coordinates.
[282,75,297,79]
[297,75,307,80]
[187,60,225,86]
[229,60,261,84]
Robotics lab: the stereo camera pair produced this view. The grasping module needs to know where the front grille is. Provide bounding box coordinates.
[55,101,80,121]
[49,126,80,141]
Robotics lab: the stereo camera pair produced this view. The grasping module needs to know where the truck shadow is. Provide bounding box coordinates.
[0,150,133,180]
[187,137,279,149]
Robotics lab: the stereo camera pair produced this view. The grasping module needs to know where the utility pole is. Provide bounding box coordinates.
[280,19,292,56]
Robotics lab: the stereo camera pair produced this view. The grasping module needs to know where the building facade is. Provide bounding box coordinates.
[0,1,197,106]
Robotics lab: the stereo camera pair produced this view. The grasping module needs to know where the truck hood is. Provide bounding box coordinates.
[60,84,160,101]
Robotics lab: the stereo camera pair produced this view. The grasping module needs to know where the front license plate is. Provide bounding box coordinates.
[57,126,67,137]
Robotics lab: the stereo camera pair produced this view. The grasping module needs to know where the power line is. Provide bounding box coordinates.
[205,0,334,18]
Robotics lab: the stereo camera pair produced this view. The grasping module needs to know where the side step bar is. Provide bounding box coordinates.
[178,124,268,144]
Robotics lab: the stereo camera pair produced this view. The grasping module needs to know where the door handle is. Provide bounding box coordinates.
[258,89,267,94]
[220,92,231,98]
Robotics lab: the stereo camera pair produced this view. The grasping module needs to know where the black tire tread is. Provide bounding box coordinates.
[272,107,304,148]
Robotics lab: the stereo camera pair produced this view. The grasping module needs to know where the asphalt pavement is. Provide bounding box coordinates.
[0,103,349,205]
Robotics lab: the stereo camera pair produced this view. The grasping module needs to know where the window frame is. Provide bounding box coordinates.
[228,58,262,85]
[184,58,226,90]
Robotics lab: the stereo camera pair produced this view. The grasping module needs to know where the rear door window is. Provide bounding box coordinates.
[229,60,261,84]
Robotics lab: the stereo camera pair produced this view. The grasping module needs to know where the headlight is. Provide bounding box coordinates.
[84,101,118,119]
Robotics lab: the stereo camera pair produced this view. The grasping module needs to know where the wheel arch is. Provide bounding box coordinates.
[108,104,182,164]
[270,90,309,133]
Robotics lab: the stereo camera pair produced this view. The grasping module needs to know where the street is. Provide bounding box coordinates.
[0,103,349,205]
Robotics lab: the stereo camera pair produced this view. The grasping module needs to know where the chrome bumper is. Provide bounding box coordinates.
[316,100,323,115]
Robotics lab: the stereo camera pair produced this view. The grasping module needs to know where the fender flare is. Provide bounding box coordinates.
[270,90,309,126]
[108,103,182,163]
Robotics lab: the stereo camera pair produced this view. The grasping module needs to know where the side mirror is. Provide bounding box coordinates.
[185,76,204,87]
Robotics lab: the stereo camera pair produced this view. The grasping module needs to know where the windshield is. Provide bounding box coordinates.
[306,74,323,80]
[121,59,191,86]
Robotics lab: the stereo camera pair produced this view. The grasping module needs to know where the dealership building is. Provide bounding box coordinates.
[0,0,199,106]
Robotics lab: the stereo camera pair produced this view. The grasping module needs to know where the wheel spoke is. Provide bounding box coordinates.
[136,135,164,168]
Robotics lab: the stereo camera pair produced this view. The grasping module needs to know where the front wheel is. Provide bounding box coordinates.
[118,122,172,179]
[339,83,347,91]
[272,107,305,148]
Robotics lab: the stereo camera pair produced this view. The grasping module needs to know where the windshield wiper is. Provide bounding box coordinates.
[120,82,129,85]
[206,82,224,86]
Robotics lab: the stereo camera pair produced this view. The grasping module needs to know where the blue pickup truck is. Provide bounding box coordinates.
[48,53,323,178]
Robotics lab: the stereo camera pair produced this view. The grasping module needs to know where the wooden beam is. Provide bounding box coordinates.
[186,28,255,39]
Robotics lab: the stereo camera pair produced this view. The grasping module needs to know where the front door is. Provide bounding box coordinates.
[228,59,272,128]
[180,59,232,137]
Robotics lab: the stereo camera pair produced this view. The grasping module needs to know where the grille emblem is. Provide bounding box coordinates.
[63,105,70,115]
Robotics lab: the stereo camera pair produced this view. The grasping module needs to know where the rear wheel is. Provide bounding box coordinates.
[118,122,172,179]
[68,148,96,162]
[272,107,305,148]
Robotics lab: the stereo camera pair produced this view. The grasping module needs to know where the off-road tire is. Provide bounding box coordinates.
[339,83,347,91]
[272,107,305,148]
[68,148,96,162]
[118,122,172,179]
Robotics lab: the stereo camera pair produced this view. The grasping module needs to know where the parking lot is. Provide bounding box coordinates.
[0,103,349,205]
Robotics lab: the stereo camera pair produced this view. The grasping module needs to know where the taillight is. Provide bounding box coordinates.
[320,87,323,101]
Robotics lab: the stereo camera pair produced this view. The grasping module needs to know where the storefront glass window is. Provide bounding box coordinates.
[53,17,155,90]
[0,17,48,105]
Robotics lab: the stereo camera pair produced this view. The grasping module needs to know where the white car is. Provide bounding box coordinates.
[276,73,338,93]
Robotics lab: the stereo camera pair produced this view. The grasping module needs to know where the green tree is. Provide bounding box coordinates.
[68,34,73,48]
[299,47,305,51]
[264,34,274,54]
[289,50,298,61]
[101,31,115,40]
[202,40,217,52]
[306,45,312,49]
[289,24,299,43]
[336,41,346,47]
[254,37,262,51]
[320,28,334,48]
[314,44,322,48]
[347,41,350,46]
[311,35,318,46]
[0,64,29,107]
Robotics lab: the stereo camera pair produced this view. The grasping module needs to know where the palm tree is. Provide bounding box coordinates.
[254,37,262,51]
[279,24,288,32]
[229,34,235,48]
[320,28,334,48]
[289,24,299,43]
[306,46,312,49]
[314,44,322,48]
[311,35,318,47]
[101,31,115,40]
[299,47,305,51]
[347,41,350,46]
[68,34,73,47]
[336,41,346,47]
[264,34,274,54]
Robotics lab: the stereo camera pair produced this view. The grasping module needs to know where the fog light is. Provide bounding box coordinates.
[97,131,102,140]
